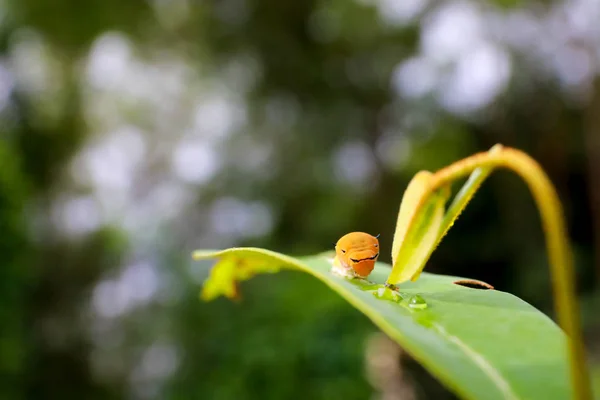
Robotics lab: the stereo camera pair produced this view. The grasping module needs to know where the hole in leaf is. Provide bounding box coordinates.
[453,279,494,290]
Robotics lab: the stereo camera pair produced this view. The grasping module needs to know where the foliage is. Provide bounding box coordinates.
[1,0,600,398]
[195,248,573,400]
[193,145,593,399]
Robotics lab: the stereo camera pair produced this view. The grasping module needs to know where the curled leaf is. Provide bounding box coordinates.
[193,249,284,300]
[388,145,502,285]
[388,171,450,284]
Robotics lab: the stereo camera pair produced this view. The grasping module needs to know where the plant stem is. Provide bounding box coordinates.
[429,146,592,400]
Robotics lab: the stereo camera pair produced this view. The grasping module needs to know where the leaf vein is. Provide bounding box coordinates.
[432,323,519,400]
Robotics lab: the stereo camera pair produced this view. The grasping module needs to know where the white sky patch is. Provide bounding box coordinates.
[332,141,377,188]
[68,128,148,229]
[494,11,543,51]
[172,138,221,184]
[552,45,593,87]
[376,0,428,26]
[120,261,160,304]
[86,32,133,91]
[143,182,192,222]
[559,0,600,39]
[51,195,102,237]
[119,181,194,237]
[84,31,194,134]
[391,56,438,99]
[93,280,131,319]
[421,2,485,64]
[92,262,160,319]
[72,126,146,191]
[8,29,54,94]
[148,60,191,106]
[490,0,600,95]
[438,43,511,114]
[210,198,274,239]
[192,93,247,140]
[220,52,263,94]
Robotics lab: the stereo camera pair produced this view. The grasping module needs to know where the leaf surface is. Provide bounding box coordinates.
[193,248,571,400]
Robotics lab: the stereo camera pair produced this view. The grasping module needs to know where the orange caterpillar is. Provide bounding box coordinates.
[333,232,380,278]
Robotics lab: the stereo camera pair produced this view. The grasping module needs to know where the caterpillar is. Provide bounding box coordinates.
[333,232,380,278]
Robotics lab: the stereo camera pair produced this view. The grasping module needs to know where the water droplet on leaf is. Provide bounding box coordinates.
[408,294,427,310]
[373,287,403,303]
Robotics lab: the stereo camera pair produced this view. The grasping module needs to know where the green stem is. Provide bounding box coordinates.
[430,146,592,400]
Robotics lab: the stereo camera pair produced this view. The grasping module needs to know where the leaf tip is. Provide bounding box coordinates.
[192,250,218,260]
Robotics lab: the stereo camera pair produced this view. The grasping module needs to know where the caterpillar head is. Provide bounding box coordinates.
[335,232,380,278]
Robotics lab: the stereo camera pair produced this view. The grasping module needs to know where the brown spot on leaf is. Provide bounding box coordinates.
[454,279,494,290]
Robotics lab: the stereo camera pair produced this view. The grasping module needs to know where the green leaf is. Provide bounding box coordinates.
[389,145,502,285]
[193,247,571,400]
[388,176,450,284]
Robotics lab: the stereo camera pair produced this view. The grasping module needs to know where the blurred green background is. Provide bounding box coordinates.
[1,0,600,398]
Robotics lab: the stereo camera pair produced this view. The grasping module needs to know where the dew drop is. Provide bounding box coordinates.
[408,294,427,310]
[373,287,403,303]
[349,278,380,291]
